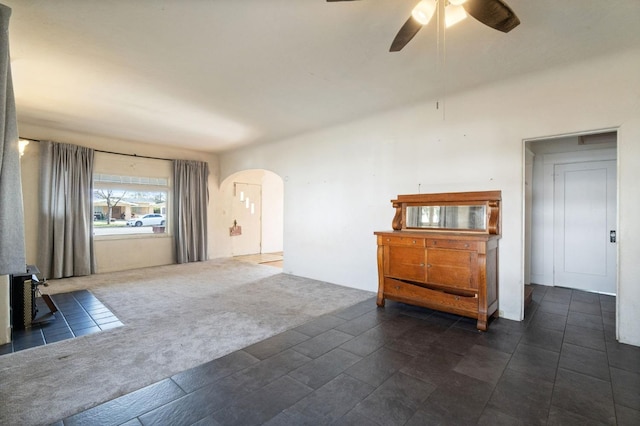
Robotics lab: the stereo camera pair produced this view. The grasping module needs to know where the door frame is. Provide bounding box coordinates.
[522,128,619,320]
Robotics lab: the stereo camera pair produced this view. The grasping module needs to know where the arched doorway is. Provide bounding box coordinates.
[220,169,284,265]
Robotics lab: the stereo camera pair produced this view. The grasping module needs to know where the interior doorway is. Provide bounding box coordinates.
[553,160,616,293]
[221,169,284,261]
[524,130,618,302]
[231,182,262,256]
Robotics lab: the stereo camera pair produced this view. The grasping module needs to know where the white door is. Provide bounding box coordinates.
[231,183,262,256]
[553,160,616,294]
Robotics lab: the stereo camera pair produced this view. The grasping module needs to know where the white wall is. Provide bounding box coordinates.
[617,113,640,346]
[18,129,220,274]
[261,171,284,254]
[218,48,640,346]
[0,275,9,344]
[524,148,534,285]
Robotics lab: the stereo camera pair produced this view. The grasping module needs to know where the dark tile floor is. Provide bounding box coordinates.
[0,290,122,355]
[57,285,639,425]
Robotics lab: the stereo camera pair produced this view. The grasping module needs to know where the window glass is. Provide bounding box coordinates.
[93,153,171,237]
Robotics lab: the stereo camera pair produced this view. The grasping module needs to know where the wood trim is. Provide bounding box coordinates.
[393,190,501,204]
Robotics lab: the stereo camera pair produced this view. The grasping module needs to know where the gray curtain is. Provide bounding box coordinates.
[173,160,209,263]
[0,4,25,275]
[38,141,95,278]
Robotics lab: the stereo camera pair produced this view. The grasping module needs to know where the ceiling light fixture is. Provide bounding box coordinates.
[18,139,29,157]
[411,0,468,28]
[329,0,520,52]
[411,0,437,25]
[445,4,467,28]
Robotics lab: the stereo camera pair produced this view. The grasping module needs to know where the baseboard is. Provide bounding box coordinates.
[0,325,10,345]
[524,285,534,308]
[530,274,552,286]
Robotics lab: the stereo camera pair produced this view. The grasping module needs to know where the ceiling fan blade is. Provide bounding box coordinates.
[390,17,423,52]
[463,0,520,33]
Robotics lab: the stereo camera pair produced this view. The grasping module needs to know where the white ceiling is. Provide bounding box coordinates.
[4,0,640,153]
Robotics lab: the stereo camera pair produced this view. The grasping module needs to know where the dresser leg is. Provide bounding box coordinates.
[476,317,488,332]
[376,294,385,307]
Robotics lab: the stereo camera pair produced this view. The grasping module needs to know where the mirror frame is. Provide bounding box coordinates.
[390,190,501,235]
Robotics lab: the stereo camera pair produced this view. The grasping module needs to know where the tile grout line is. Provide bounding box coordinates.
[2,290,122,356]
[602,293,619,425]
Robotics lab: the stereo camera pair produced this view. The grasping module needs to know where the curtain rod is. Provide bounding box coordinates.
[19,137,174,162]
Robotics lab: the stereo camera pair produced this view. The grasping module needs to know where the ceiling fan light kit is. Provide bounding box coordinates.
[445,4,468,28]
[328,0,520,52]
[412,0,467,28]
[411,1,437,25]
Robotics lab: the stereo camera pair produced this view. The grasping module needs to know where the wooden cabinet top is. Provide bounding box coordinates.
[392,190,501,204]
[374,230,499,241]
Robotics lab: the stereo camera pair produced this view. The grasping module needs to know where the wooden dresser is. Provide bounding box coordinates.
[375,191,501,331]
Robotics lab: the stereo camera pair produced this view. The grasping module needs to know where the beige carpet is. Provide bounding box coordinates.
[234,251,284,265]
[235,252,285,269]
[0,258,374,426]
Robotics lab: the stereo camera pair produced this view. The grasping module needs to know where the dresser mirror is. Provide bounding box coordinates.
[391,190,501,235]
[405,205,487,231]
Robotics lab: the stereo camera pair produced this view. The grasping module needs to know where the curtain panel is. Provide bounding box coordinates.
[38,141,95,278]
[0,4,26,275]
[173,160,209,263]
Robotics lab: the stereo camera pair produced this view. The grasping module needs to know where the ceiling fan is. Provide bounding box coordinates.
[327,0,520,52]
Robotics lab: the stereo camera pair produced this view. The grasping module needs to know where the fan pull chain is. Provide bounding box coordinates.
[435,0,446,121]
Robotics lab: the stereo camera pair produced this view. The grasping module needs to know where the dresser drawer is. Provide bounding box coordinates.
[379,236,426,247]
[384,245,426,283]
[383,278,478,316]
[427,249,476,290]
[427,239,477,251]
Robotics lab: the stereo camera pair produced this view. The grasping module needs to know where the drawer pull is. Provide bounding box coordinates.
[395,286,401,290]
[412,240,416,244]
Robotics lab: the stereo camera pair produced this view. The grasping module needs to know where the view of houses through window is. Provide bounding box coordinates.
[93,173,169,236]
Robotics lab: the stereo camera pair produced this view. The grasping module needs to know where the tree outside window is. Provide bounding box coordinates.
[93,173,169,236]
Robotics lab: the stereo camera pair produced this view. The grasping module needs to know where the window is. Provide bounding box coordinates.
[93,153,171,237]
